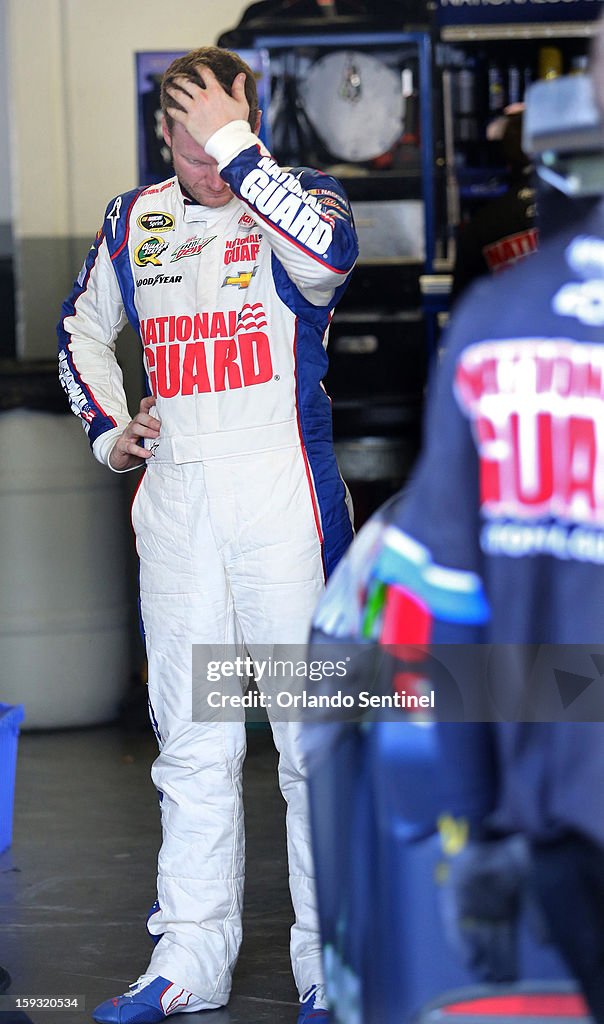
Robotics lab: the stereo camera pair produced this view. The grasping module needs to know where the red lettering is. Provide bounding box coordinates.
[564,416,597,513]
[511,411,553,507]
[176,315,193,342]
[455,357,498,407]
[456,342,604,524]
[535,355,554,394]
[224,239,259,265]
[584,361,604,399]
[551,357,573,397]
[140,309,271,399]
[239,331,273,386]
[156,316,169,344]
[193,313,209,340]
[475,415,503,506]
[211,312,228,338]
[455,362,480,407]
[214,339,242,391]
[143,319,158,345]
[155,344,181,398]
[181,342,211,395]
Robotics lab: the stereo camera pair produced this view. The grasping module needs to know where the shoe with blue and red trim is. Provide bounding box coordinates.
[297,984,331,1023]
[91,974,218,1023]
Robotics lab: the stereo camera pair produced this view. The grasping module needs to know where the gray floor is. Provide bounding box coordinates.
[1,724,300,1024]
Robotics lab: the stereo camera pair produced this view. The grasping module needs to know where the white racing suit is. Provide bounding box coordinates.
[57,119,357,1005]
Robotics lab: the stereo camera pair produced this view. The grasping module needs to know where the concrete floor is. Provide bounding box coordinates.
[3,719,586,1024]
[0,724,300,1024]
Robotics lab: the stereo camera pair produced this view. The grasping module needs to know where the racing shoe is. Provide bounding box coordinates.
[92,974,220,1023]
[297,984,331,1023]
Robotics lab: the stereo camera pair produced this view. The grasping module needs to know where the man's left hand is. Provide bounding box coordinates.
[165,67,250,149]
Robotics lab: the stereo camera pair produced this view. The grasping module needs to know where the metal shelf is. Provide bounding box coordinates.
[441,20,599,41]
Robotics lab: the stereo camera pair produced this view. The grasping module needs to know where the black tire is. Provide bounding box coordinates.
[0,966,11,993]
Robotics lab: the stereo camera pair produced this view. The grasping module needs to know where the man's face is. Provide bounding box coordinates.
[163,121,233,208]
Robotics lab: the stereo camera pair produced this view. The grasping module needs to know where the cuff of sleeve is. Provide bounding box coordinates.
[204,120,260,170]
[92,427,140,473]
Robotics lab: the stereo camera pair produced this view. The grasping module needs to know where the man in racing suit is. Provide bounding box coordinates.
[57,46,357,1024]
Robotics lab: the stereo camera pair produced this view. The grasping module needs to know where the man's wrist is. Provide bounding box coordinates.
[205,120,258,169]
[92,428,141,473]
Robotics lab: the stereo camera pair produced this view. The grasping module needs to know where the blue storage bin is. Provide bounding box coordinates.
[0,702,24,854]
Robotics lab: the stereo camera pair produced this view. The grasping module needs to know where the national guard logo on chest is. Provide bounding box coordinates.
[140,303,273,398]
[134,237,169,267]
[224,233,261,266]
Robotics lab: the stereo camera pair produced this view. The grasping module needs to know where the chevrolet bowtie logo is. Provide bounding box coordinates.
[223,267,258,289]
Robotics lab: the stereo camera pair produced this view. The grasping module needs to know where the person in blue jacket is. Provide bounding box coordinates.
[310,15,604,1022]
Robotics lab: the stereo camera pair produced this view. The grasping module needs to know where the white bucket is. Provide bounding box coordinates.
[0,409,131,728]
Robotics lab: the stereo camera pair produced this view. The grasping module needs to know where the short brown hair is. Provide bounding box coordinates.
[161,46,259,133]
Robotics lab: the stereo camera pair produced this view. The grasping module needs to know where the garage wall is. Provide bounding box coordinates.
[7,0,249,357]
[0,0,12,256]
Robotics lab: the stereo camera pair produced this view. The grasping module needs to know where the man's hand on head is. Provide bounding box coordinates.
[165,66,250,149]
[109,396,161,471]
